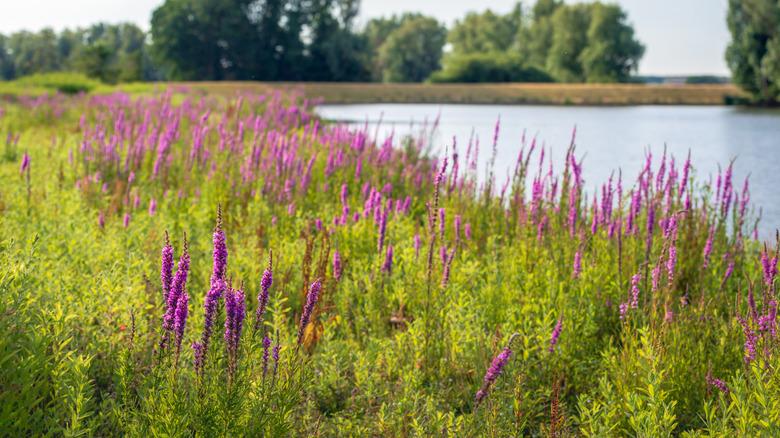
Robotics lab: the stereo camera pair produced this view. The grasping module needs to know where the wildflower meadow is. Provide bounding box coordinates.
[0,88,778,436]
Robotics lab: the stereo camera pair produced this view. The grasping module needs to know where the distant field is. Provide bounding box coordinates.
[184,81,746,106]
[0,77,747,105]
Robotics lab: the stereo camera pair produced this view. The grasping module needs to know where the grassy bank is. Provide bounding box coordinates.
[185,81,746,106]
[1,75,747,105]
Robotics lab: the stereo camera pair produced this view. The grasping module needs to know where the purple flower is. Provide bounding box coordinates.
[262,334,272,379]
[98,211,105,229]
[161,233,174,305]
[454,215,462,241]
[475,339,515,405]
[382,245,394,274]
[413,234,421,257]
[224,286,246,376]
[706,371,729,395]
[256,255,273,329]
[123,213,131,228]
[738,316,757,363]
[174,292,189,355]
[549,318,563,352]
[667,245,677,286]
[297,280,322,345]
[20,152,30,174]
[333,250,343,281]
[619,302,629,320]
[703,226,714,269]
[377,209,387,253]
[465,223,472,240]
[164,242,190,333]
[630,272,641,309]
[572,249,582,279]
[148,198,157,216]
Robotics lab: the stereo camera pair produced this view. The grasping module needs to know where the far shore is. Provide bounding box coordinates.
[182,81,747,106]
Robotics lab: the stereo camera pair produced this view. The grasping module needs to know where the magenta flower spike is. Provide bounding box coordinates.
[297,279,322,346]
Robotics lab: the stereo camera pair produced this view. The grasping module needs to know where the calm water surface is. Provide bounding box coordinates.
[317,104,780,240]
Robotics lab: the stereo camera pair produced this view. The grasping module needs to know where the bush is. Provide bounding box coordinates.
[430,52,553,83]
[13,72,102,95]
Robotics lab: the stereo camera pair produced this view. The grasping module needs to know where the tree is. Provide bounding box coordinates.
[363,14,424,81]
[448,8,522,55]
[546,4,591,82]
[580,3,644,83]
[378,16,446,82]
[516,0,563,69]
[0,34,15,80]
[151,0,261,80]
[726,0,780,104]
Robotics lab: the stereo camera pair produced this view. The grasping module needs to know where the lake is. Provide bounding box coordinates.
[317,104,780,241]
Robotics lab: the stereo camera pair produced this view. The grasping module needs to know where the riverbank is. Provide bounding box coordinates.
[185,82,746,106]
[0,77,747,106]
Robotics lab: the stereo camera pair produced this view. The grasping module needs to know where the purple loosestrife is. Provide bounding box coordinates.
[703,226,715,269]
[224,286,246,378]
[20,152,30,174]
[475,334,517,406]
[161,233,174,306]
[454,215,462,241]
[377,209,387,253]
[382,245,394,274]
[174,292,189,360]
[297,279,322,346]
[333,250,343,280]
[164,239,190,333]
[630,272,641,309]
[196,213,228,373]
[465,223,472,240]
[619,302,629,320]
[738,316,757,364]
[148,198,157,216]
[706,371,729,395]
[413,234,421,258]
[123,213,131,228]
[255,253,273,330]
[262,334,271,380]
[549,318,563,352]
[572,249,582,279]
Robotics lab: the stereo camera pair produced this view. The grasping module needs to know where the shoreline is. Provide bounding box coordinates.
[184,81,747,106]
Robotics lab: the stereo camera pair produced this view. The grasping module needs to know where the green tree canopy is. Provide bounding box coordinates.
[378,16,446,82]
[726,0,780,104]
[448,7,523,55]
[580,3,644,83]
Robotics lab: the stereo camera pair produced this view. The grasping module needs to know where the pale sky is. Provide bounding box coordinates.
[1,0,731,76]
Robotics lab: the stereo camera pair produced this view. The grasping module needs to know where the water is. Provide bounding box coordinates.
[317,103,780,241]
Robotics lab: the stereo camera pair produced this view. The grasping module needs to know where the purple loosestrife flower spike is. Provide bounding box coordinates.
[572,249,582,279]
[298,279,322,346]
[382,245,394,274]
[706,371,729,395]
[164,238,190,333]
[262,334,272,380]
[703,226,714,269]
[161,232,174,306]
[20,152,30,174]
[475,334,517,406]
[174,292,189,356]
[630,272,641,309]
[438,208,445,239]
[333,250,343,280]
[413,234,421,257]
[549,318,563,352]
[256,252,273,330]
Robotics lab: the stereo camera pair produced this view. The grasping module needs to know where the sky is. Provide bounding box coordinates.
[1,0,731,76]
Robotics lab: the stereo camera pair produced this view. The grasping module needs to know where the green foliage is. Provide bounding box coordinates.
[726,0,780,104]
[448,8,523,55]
[378,16,447,83]
[4,72,103,95]
[0,87,776,435]
[431,52,552,83]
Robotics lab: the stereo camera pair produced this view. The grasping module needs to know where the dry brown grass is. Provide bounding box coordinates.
[182,81,746,105]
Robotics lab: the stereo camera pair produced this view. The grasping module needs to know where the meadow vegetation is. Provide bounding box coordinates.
[0,88,778,436]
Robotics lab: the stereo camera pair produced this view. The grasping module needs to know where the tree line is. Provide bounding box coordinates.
[0,0,646,84]
[2,0,775,102]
